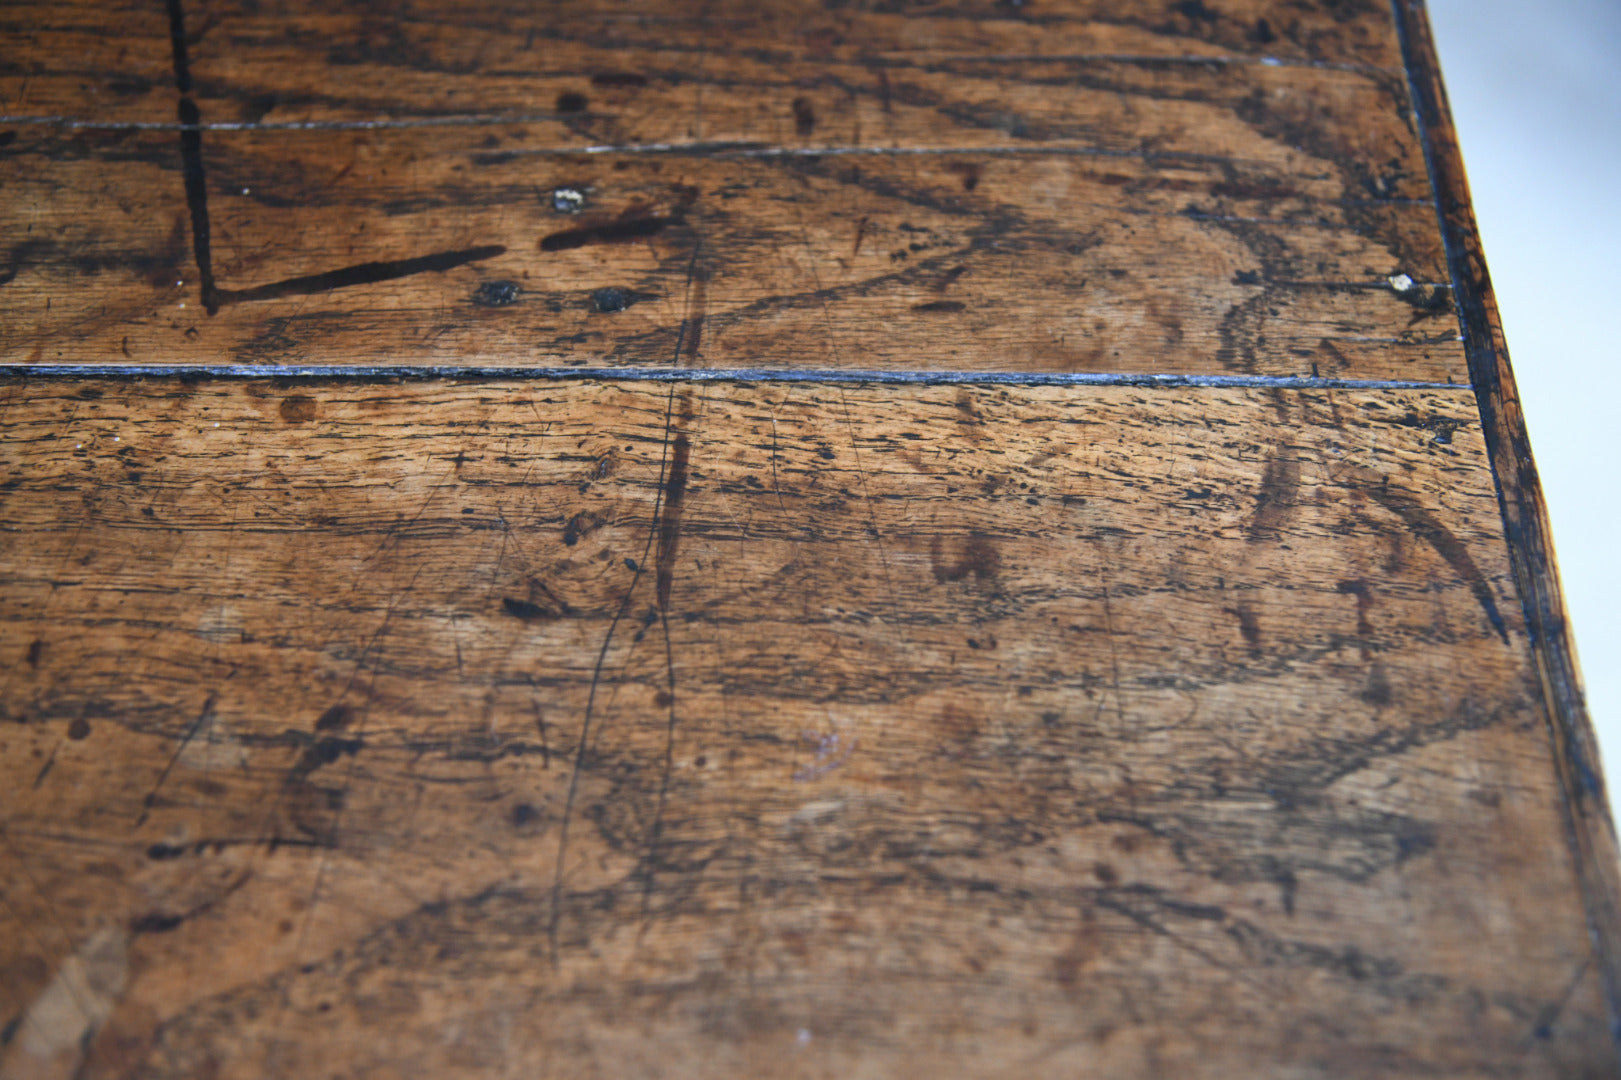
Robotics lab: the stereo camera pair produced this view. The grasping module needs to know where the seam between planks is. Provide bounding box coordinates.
[0,365,1468,390]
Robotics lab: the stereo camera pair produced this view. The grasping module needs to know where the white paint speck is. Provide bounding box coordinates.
[212,422,219,428]
[1388,273,1415,293]
[178,302,186,308]
[241,187,250,195]
[75,443,82,449]
[112,436,119,442]
[796,1029,811,1046]
[1261,56,1282,66]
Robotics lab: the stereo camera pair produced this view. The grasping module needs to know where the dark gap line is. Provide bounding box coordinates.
[0,365,1467,390]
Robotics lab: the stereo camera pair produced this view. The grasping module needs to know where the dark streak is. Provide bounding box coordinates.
[655,434,692,612]
[1246,451,1299,542]
[136,693,217,825]
[175,98,217,315]
[540,217,679,252]
[913,300,966,313]
[550,385,683,964]
[216,246,506,305]
[1337,579,1375,639]
[792,96,817,136]
[164,0,193,94]
[1226,605,1263,657]
[1367,485,1509,643]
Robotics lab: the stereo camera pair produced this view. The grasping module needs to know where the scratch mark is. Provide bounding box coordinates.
[550,384,682,964]
[31,741,59,788]
[1366,484,1508,643]
[216,246,506,305]
[672,240,705,365]
[135,693,217,826]
[540,216,680,252]
[654,434,691,612]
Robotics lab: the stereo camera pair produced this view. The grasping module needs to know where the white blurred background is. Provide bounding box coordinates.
[1427,1,1621,799]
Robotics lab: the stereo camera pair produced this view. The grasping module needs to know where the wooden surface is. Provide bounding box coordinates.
[2,0,1459,377]
[1,0,1616,1077]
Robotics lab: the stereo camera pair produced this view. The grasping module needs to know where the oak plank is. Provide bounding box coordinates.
[0,378,1608,1077]
[2,0,1408,128]
[2,123,1458,377]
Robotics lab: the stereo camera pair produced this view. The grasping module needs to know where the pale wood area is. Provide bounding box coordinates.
[0,379,1609,1077]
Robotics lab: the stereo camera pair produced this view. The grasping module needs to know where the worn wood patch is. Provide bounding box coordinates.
[1,123,1457,377]
[0,379,1607,1077]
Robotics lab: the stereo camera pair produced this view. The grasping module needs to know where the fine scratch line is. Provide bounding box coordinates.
[548,385,682,965]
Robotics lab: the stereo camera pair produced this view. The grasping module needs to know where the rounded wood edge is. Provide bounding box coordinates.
[1393,0,1621,1054]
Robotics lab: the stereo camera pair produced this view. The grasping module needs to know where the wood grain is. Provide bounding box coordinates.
[3,0,1409,129]
[0,0,1464,378]
[0,378,1611,1077]
[2,121,1457,377]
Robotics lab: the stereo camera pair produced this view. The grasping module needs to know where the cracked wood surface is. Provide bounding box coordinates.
[1,0,1462,376]
[0,379,1613,1077]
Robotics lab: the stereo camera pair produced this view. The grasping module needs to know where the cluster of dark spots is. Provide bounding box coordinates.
[943,161,982,191]
[471,280,522,307]
[131,911,186,934]
[1360,663,1393,707]
[913,300,966,313]
[1174,0,1220,22]
[1251,16,1276,43]
[25,640,43,668]
[930,533,1001,584]
[296,734,362,772]
[1232,269,1262,286]
[146,841,187,861]
[315,703,354,732]
[792,96,817,136]
[505,577,574,621]
[555,91,588,113]
[591,287,632,313]
[511,802,539,827]
[1336,579,1374,638]
[591,72,648,88]
[563,511,603,545]
[1225,604,1262,656]
[542,214,680,252]
[1391,280,1454,322]
[279,395,316,423]
[965,634,998,650]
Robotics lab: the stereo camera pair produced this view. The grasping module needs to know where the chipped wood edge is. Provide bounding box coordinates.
[1393,0,1621,1053]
